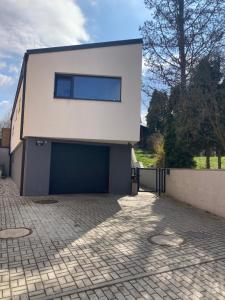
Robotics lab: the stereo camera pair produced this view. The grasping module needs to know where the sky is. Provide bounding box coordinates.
[0,0,149,123]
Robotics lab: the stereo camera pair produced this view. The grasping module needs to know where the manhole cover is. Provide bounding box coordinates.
[150,234,184,247]
[33,199,58,204]
[0,228,32,239]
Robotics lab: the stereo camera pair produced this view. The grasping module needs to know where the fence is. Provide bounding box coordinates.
[132,168,166,195]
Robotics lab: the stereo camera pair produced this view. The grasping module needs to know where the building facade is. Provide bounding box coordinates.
[10,39,142,196]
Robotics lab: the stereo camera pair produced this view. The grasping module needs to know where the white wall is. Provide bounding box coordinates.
[23,43,142,144]
[166,169,225,218]
[11,82,23,152]
[139,169,156,190]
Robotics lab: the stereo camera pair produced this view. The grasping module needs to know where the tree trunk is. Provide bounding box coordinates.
[177,0,186,90]
[217,149,222,169]
[206,149,210,169]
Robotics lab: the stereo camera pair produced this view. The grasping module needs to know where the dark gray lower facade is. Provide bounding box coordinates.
[11,143,23,189]
[16,138,131,196]
[23,138,52,196]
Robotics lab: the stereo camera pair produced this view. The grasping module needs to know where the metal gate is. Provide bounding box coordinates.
[132,168,167,195]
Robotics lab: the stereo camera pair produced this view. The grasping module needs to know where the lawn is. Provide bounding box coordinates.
[135,149,157,167]
[135,148,225,169]
[194,156,225,169]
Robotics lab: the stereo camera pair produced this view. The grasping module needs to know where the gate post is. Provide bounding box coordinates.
[158,168,161,196]
[136,167,140,192]
[157,168,167,196]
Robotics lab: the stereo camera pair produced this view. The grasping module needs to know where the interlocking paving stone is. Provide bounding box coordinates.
[1,179,225,299]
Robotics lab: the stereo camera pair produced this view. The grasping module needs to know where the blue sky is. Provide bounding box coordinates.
[0,0,149,122]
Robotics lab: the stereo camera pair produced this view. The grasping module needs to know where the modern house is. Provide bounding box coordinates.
[10,39,142,196]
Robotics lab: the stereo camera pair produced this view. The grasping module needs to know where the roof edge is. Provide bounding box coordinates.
[26,38,143,55]
[10,54,27,120]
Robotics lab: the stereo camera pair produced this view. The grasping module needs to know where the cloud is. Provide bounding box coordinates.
[89,0,98,6]
[0,62,6,69]
[0,0,89,58]
[0,100,10,108]
[142,57,148,76]
[0,74,13,86]
[141,109,147,125]
[9,65,20,74]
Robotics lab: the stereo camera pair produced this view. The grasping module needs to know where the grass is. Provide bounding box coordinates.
[135,149,157,167]
[135,148,225,169]
[194,156,225,169]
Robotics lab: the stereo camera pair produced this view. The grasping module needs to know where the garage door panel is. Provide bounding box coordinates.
[50,143,109,194]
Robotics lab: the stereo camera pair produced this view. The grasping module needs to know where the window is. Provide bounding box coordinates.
[55,75,72,98]
[54,74,121,102]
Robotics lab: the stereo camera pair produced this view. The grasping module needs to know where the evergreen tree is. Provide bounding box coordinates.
[188,55,225,155]
[146,90,168,135]
[164,87,195,168]
[141,0,225,168]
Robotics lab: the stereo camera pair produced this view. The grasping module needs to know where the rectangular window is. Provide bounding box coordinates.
[54,74,121,102]
[55,75,72,98]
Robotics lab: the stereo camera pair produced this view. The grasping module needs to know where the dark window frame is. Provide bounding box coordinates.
[54,73,122,102]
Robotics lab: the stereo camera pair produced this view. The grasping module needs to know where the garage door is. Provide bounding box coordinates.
[49,143,109,194]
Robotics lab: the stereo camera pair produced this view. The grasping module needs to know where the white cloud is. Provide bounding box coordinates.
[89,0,98,6]
[0,100,10,107]
[0,100,11,123]
[9,65,20,74]
[142,57,148,76]
[0,74,13,86]
[0,0,89,58]
[0,62,6,69]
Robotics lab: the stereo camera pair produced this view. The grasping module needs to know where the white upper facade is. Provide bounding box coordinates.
[11,39,142,152]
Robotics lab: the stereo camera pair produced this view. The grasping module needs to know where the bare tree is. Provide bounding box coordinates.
[140,0,225,91]
[0,112,11,131]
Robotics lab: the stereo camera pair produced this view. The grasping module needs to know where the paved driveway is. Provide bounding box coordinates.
[1,179,225,299]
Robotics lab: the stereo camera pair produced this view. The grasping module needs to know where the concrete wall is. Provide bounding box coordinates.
[166,169,225,218]
[22,138,131,196]
[109,144,131,194]
[23,43,142,144]
[0,147,10,176]
[23,138,51,196]
[11,142,23,189]
[11,81,23,152]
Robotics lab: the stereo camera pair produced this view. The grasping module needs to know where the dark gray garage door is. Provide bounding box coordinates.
[49,143,109,194]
